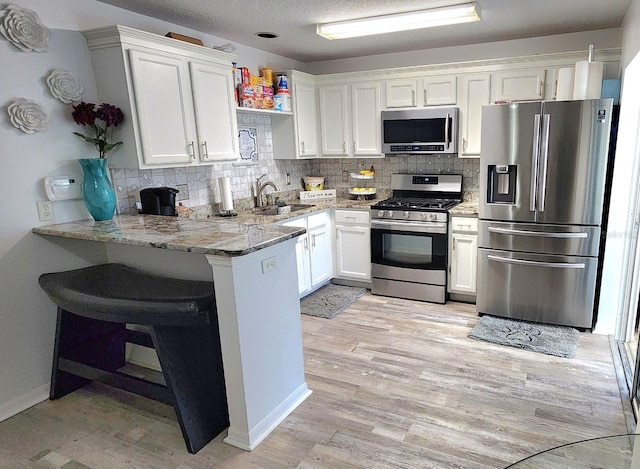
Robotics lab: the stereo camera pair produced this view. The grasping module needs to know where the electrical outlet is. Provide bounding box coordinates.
[36,201,54,221]
[261,256,277,273]
[342,170,349,182]
[286,172,291,185]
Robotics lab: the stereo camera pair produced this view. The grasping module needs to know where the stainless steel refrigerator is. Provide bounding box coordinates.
[477,98,614,329]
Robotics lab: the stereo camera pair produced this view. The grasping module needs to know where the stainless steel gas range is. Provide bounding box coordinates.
[370,173,463,304]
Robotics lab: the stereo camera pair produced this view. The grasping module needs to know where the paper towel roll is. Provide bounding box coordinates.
[218,177,234,212]
[556,67,575,101]
[573,60,604,100]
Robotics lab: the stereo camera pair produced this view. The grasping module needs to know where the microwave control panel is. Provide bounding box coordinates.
[389,145,445,152]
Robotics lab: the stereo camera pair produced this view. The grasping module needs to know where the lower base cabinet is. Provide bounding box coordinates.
[281,210,332,297]
[448,216,478,297]
[333,209,371,282]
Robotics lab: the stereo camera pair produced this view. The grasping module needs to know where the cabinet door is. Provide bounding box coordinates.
[335,224,371,281]
[190,61,238,162]
[385,78,418,108]
[318,85,349,156]
[283,217,312,296]
[128,49,197,166]
[458,73,490,158]
[492,68,545,102]
[450,232,478,294]
[352,81,382,156]
[308,212,332,288]
[422,75,457,106]
[294,81,318,157]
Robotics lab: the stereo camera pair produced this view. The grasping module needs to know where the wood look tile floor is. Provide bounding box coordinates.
[0,294,629,468]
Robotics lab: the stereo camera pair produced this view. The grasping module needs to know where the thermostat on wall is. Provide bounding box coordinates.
[44,176,82,201]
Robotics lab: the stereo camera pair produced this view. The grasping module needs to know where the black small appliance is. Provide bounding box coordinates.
[140,187,179,216]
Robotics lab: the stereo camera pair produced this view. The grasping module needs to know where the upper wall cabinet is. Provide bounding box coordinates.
[82,25,238,169]
[491,68,546,102]
[458,73,491,158]
[318,81,382,158]
[274,70,318,159]
[385,75,456,108]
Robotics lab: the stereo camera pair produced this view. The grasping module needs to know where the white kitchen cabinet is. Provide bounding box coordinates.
[492,68,546,102]
[334,209,371,282]
[82,25,238,169]
[449,216,478,298]
[458,73,491,158]
[273,70,318,159]
[317,81,382,158]
[422,75,457,106]
[385,78,418,108]
[281,210,332,297]
[385,76,457,108]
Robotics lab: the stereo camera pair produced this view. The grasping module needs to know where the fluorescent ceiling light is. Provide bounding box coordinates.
[316,2,481,40]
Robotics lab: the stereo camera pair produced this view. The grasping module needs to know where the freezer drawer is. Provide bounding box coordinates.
[476,248,598,329]
[478,220,601,257]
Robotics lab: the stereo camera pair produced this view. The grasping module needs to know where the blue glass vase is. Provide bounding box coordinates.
[78,158,116,221]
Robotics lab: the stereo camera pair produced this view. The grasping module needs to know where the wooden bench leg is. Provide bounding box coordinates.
[50,308,127,400]
[150,321,229,454]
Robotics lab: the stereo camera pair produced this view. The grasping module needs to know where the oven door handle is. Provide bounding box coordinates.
[371,220,447,233]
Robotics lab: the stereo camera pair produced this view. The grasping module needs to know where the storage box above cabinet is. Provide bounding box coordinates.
[82,25,239,169]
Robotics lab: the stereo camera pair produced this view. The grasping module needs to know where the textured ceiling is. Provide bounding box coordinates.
[94,0,632,62]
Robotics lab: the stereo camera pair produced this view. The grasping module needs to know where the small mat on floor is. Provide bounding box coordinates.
[300,284,366,319]
[469,315,579,358]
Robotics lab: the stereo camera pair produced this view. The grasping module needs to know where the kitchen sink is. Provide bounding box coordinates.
[252,204,314,216]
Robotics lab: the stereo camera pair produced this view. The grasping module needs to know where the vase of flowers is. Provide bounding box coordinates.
[72,102,124,221]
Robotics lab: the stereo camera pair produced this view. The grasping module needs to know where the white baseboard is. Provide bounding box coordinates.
[0,384,50,422]
[224,383,312,451]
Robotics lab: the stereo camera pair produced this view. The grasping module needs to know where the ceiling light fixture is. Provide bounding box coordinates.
[256,32,279,39]
[316,2,481,40]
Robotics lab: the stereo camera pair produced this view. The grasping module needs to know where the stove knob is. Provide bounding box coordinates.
[377,210,385,218]
[430,213,437,221]
[386,211,394,218]
[403,211,410,218]
[420,212,427,220]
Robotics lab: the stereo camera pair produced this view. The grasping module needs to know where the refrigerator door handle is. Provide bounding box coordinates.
[530,114,541,212]
[487,226,589,238]
[487,255,585,269]
[538,113,551,212]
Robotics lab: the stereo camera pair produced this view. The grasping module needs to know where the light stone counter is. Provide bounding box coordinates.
[449,200,479,216]
[33,214,305,257]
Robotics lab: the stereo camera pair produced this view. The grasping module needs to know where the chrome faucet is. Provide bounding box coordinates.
[255,174,279,207]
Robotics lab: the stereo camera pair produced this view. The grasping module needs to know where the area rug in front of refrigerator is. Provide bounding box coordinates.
[469,315,579,358]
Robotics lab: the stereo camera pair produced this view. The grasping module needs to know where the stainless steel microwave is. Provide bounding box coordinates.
[382,107,459,154]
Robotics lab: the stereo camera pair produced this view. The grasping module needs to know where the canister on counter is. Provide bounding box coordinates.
[261,67,273,87]
[276,74,288,90]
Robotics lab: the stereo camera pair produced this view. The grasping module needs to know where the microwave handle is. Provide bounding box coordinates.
[445,113,450,149]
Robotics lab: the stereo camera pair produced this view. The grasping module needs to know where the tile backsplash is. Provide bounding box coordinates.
[111,113,479,214]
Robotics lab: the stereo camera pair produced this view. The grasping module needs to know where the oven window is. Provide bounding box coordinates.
[383,232,432,265]
[371,229,447,270]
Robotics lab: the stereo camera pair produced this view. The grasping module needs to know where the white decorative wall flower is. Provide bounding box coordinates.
[46,69,84,103]
[7,98,50,134]
[0,4,50,53]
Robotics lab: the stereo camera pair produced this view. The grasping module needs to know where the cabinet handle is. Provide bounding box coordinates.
[336,228,339,239]
[189,141,196,160]
[312,233,316,248]
[304,237,309,251]
[538,80,544,97]
[300,141,305,155]
[424,88,428,106]
[462,138,467,152]
[202,141,209,159]
[353,140,356,153]
[453,238,456,251]
[411,89,416,106]
[343,141,346,153]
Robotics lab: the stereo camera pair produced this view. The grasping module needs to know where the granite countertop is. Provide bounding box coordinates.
[450,200,479,216]
[32,214,306,257]
[32,197,380,257]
